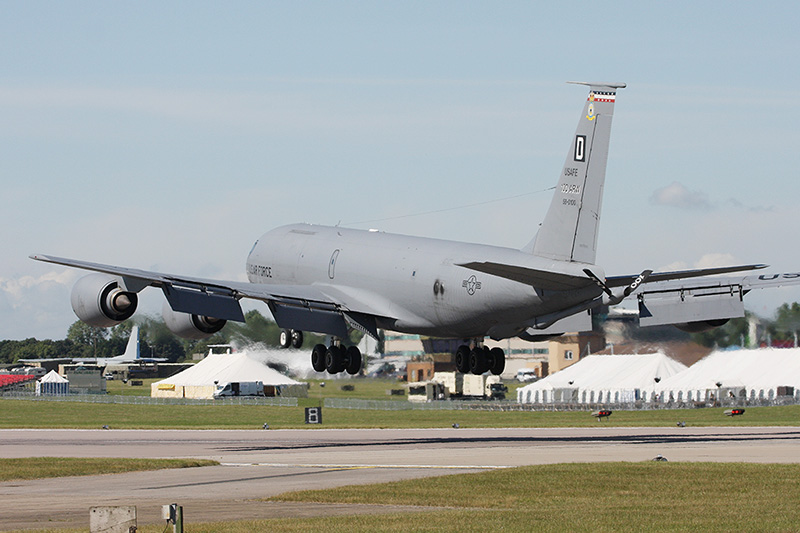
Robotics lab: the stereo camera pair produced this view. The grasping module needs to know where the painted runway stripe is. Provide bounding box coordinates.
[220,462,510,469]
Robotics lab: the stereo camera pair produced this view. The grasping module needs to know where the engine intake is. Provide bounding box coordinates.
[675,319,730,333]
[71,274,138,327]
[162,302,226,340]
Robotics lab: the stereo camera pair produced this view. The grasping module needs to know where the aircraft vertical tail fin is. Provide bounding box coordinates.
[527,82,625,264]
[122,325,140,360]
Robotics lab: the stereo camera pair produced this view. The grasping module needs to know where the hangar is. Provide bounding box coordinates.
[151,350,308,399]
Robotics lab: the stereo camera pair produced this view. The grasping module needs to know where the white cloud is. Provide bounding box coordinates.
[0,270,75,302]
[0,270,78,340]
[649,181,712,210]
[694,253,738,268]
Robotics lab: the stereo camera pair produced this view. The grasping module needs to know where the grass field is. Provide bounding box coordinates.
[267,462,800,531]
[103,376,524,401]
[23,462,800,532]
[0,457,217,481]
[1,397,799,429]
[103,377,412,399]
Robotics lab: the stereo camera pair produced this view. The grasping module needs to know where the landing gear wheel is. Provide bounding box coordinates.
[345,346,362,375]
[311,344,327,372]
[279,329,292,349]
[455,345,471,373]
[291,330,304,349]
[489,347,506,376]
[325,345,345,374]
[469,347,490,375]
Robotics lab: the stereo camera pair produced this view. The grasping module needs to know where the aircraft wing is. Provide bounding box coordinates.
[30,254,389,339]
[624,269,800,293]
[607,264,800,328]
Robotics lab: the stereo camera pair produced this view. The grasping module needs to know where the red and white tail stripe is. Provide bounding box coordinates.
[588,91,616,103]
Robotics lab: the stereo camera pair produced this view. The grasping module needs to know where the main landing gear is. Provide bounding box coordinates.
[280,329,363,375]
[454,344,505,375]
[311,342,363,375]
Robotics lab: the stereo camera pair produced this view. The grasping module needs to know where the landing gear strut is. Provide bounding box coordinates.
[455,343,505,376]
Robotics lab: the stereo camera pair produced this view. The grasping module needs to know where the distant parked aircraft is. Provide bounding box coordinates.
[73,325,166,366]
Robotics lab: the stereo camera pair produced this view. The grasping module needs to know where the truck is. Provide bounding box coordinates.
[213,381,265,399]
[407,381,447,402]
[515,368,538,383]
[431,372,507,400]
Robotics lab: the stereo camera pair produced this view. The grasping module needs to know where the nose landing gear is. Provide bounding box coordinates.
[279,329,304,349]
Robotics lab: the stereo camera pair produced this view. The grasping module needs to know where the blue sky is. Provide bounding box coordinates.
[2,2,800,340]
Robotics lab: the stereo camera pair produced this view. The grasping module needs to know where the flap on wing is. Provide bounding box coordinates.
[456,261,593,290]
[162,284,245,322]
[606,264,768,289]
[344,311,380,340]
[269,302,349,338]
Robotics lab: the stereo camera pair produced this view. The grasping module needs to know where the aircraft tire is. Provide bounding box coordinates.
[279,329,292,349]
[325,345,345,374]
[455,345,471,373]
[311,344,327,372]
[489,347,506,376]
[291,330,304,349]
[345,346,362,375]
[469,347,489,375]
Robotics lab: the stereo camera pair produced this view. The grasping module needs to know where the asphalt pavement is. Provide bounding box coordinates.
[2,426,799,530]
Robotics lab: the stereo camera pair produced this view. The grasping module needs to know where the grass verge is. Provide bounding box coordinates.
[23,462,800,532]
[1,399,799,429]
[0,457,218,481]
[267,462,800,531]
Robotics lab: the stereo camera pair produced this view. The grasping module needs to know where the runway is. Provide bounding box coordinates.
[2,426,799,530]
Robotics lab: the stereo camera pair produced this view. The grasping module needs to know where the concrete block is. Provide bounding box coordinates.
[89,506,137,533]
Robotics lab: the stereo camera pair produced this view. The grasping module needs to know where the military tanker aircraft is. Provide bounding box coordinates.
[32,82,800,376]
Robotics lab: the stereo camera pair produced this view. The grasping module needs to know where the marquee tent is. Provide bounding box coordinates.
[152,351,308,399]
[517,352,687,404]
[36,370,69,396]
[653,348,800,403]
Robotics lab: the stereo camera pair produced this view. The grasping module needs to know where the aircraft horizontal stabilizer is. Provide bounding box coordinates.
[456,261,594,291]
[606,264,767,288]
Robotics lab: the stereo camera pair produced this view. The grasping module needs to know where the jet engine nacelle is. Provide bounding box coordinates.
[70,273,138,328]
[162,302,226,340]
[674,319,730,333]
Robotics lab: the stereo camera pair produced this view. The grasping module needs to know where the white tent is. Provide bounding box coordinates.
[152,351,308,399]
[36,370,69,396]
[654,348,800,403]
[517,352,687,404]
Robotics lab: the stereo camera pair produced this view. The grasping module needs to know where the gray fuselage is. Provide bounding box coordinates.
[246,223,602,339]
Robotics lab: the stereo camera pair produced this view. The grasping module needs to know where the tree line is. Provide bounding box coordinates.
[0,309,329,365]
[692,303,800,348]
[3,303,800,366]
